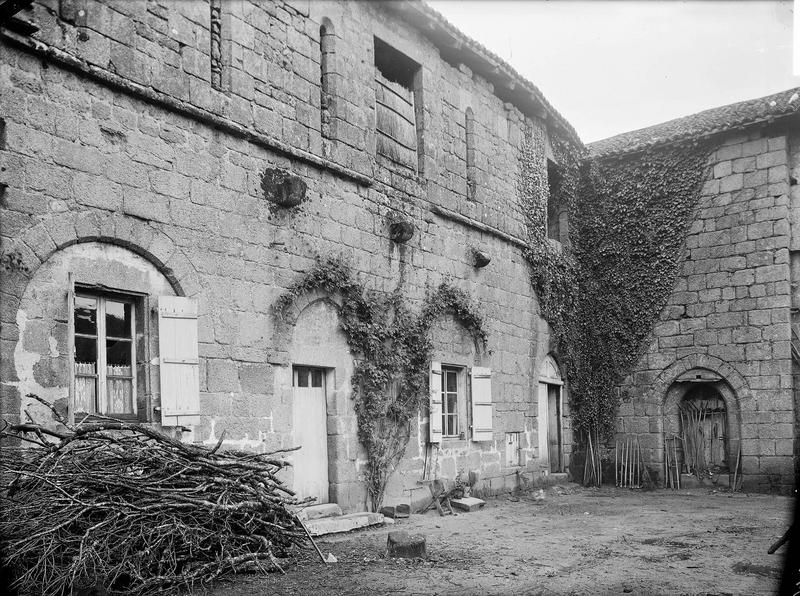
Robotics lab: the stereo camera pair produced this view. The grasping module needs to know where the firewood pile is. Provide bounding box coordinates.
[0,397,308,595]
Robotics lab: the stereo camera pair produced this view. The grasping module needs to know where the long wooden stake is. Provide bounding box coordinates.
[295,515,330,564]
[673,437,680,489]
[596,429,602,486]
[615,440,619,487]
[732,443,741,492]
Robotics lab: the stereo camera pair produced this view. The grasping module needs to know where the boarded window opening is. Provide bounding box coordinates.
[547,159,564,242]
[320,19,337,138]
[374,38,421,171]
[465,107,476,200]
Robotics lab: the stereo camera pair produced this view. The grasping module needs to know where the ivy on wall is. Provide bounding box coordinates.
[521,127,713,438]
[275,257,487,511]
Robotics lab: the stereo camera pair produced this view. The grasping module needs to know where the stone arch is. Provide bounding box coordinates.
[648,354,750,405]
[429,311,484,366]
[10,242,179,422]
[1,211,200,303]
[539,353,563,384]
[655,355,746,475]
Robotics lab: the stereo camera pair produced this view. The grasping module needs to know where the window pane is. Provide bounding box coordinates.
[106,377,134,414]
[106,339,132,367]
[446,393,458,414]
[446,371,457,393]
[311,370,323,388]
[297,369,308,387]
[75,336,97,364]
[106,301,132,338]
[75,296,97,335]
[75,375,97,413]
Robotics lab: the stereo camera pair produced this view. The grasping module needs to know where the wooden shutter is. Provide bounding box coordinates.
[67,272,75,425]
[375,72,418,169]
[470,366,493,441]
[158,296,200,427]
[428,361,443,443]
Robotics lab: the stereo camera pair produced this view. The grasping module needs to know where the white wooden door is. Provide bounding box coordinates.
[292,367,329,503]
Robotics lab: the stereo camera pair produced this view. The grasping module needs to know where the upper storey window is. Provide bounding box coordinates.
[547,159,568,244]
[374,37,422,172]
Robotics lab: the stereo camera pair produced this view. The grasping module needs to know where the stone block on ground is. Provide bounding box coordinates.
[380,504,411,518]
[296,503,342,521]
[387,531,426,559]
[305,512,384,536]
[450,497,485,512]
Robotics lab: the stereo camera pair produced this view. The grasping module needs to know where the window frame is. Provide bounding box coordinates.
[440,364,467,440]
[71,288,140,420]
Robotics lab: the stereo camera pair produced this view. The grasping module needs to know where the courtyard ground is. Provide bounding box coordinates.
[211,485,794,596]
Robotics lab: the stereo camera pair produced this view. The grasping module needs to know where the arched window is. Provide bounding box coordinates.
[465,107,476,200]
[319,19,337,139]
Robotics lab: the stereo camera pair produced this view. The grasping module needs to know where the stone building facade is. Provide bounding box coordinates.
[592,89,800,492]
[0,0,580,510]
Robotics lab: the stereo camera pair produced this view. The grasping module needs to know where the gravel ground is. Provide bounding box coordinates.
[210,485,794,596]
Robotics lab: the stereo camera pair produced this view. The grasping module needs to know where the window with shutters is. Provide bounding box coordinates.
[72,291,140,418]
[429,362,493,443]
[69,286,200,426]
[374,37,422,172]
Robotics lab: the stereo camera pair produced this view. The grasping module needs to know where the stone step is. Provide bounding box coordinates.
[304,512,387,536]
[296,503,342,521]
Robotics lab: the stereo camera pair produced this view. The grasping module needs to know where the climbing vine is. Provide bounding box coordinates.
[521,125,713,439]
[275,256,487,511]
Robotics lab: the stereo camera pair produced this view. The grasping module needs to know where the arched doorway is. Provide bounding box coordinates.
[538,355,568,473]
[663,366,742,482]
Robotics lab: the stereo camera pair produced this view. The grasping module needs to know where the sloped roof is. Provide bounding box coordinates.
[384,1,583,148]
[589,87,800,157]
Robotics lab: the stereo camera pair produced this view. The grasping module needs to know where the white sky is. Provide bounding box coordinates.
[428,0,800,143]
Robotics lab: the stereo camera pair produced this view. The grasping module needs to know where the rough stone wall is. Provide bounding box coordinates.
[618,128,795,492]
[0,0,562,510]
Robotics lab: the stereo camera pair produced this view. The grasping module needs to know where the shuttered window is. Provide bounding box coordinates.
[428,362,494,443]
[428,361,443,443]
[470,366,493,441]
[158,296,200,427]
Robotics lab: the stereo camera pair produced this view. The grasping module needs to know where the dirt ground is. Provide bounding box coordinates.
[211,485,794,596]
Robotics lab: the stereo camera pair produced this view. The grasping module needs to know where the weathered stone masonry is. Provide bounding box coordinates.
[0,0,580,510]
[610,120,799,492]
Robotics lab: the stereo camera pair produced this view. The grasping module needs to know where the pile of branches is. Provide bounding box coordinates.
[0,397,309,595]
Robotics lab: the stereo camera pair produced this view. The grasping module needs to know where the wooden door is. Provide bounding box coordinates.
[292,366,329,503]
[548,384,563,473]
[538,383,550,470]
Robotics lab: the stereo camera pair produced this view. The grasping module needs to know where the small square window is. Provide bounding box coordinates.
[293,366,324,389]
